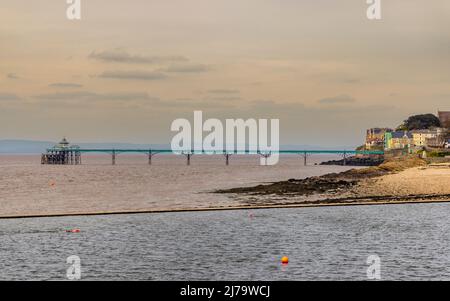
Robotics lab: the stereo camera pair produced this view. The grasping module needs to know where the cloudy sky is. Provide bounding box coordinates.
[1,0,449,147]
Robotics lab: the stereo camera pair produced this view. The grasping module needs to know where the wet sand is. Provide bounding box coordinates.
[355,165,450,197]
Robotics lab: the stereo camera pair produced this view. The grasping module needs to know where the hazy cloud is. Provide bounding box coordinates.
[208,89,240,94]
[313,72,362,85]
[162,64,211,73]
[0,93,21,101]
[96,92,158,101]
[318,94,356,105]
[89,49,188,65]
[34,91,158,102]
[49,83,83,88]
[34,91,96,101]
[7,73,20,80]
[208,96,241,102]
[341,78,361,84]
[205,89,240,101]
[164,98,235,109]
[98,70,167,81]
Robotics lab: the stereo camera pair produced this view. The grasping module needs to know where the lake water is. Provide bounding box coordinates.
[1,202,450,280]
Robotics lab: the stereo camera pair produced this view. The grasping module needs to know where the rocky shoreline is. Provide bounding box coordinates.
[320,156,384,166]
[215,156,429,200]
[215,176,358,196]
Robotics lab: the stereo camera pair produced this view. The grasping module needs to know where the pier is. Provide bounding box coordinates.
[41,138,82,165]
[41,138,384,166]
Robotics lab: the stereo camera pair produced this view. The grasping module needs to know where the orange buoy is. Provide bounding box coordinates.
[66,229,80,233]
[281,256,289,264]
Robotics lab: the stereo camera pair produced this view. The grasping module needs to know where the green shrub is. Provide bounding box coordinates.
[428,151,450,158]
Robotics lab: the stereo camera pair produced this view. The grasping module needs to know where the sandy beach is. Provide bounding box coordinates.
[216,156,450,207]
[355,165,450,197]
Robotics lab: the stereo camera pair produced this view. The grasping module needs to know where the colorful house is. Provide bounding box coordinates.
[366,128,392,149]
[385,131,413,150]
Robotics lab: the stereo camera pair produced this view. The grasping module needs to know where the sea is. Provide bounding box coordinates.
[1,154,449,280]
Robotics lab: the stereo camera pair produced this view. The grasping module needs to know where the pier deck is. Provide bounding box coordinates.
[41,146,384,166]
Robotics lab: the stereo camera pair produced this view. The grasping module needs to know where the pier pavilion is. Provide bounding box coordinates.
[41,138,82,165]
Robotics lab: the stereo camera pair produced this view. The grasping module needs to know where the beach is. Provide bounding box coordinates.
[216,156,450,207]
[355,165,450,197]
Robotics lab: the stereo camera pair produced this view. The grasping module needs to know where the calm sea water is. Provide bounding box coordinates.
[1,203,450,281]
[0,154,351,216]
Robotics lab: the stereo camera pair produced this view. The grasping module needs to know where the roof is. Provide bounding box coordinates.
[391,131,412,139]
[411,129,437,134]
[49,137,80,151]
[368,128,392,133]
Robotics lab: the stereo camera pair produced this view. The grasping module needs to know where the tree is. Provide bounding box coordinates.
[396,114,441,131]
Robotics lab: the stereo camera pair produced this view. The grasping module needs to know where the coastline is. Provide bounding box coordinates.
[215,156,450,208]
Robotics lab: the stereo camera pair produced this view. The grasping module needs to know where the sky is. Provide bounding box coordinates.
[1,0,449,147]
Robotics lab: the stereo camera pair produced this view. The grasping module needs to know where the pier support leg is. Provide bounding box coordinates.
[258,152,271,166]
[300,152,310,166]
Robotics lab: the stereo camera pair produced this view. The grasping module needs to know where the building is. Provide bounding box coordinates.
[425,128,448,148]
[56,137,70,149]
[41,137,81,165]
[438,111,450,128]
[411,129,438,147]
[365,128,392,149]
[385,131,413,150]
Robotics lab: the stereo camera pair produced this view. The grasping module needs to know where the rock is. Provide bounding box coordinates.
[320,156,384,166]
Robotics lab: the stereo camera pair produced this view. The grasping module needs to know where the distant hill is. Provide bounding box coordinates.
[0,140,169,154]
[0,140,55,154]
